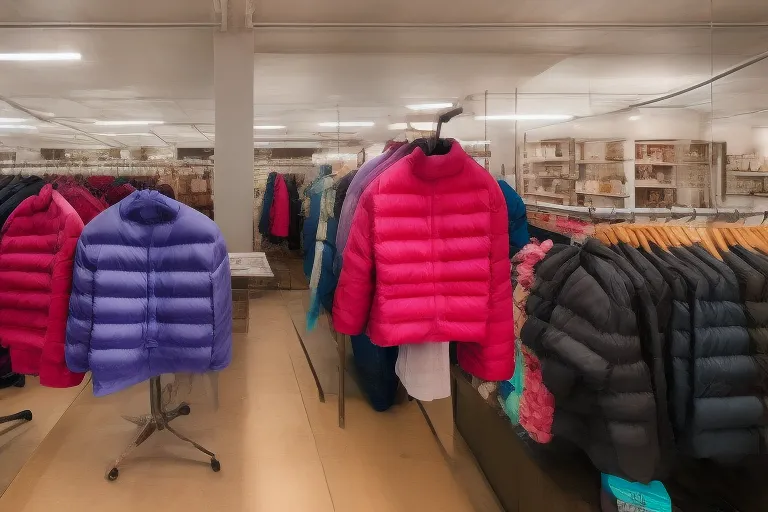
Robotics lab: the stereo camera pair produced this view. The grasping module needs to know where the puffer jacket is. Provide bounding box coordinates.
[333,142,514,381]
[54,179,108,225]
[65,190,233,397]
[0,185,85,387]
[522,239,662,483]
[669,245,759,459]
[497,180,529,257]
[0,176,45,228]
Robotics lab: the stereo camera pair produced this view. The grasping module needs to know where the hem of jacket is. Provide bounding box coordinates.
[459,353,514,381]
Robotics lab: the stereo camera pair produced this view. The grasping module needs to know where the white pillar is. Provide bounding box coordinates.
[214,30,254,252]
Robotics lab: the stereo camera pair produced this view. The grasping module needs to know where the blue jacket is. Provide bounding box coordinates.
[497,180,529,256]
[66,191,233,396]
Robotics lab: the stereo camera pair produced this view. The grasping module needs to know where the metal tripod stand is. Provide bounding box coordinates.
[106,376,220,481]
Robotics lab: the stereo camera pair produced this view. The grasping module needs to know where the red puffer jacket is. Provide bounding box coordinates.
[333,142,515,381]
[0,185,85,387]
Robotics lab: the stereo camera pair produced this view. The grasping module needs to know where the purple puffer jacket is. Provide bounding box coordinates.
[65,190,233,397]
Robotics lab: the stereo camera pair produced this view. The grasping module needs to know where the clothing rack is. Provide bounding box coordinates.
[0,159,213,177]
[309,109,465,428]
[525,200,765,221]
[106,376,219,481]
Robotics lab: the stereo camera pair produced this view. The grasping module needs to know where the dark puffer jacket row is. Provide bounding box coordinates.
[522,238,768,483]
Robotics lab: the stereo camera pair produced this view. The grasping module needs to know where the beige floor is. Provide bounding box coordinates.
[0,292,500,511]
[0,371,88,494]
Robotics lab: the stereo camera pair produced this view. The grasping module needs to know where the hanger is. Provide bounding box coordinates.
[693,227,723,260]
[424,106,463,156]
[708,227,729,253]
[633,226,652,253]
[729,227,754,251]
[738,226,766,252]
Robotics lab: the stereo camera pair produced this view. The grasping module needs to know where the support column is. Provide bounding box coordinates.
[214,29,254,252]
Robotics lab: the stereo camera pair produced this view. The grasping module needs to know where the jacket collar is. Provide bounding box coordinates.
[119,190,180,225]
[409,140,467,180]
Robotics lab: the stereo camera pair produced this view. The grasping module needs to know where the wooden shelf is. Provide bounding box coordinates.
[575,191,629,198]
[727,171,768,177]
[525,191,572,200]
[636,183,676,189]
[577,160,627,164]
[526,157,571,163]
[522,174,576,180]
[635,161,683,166]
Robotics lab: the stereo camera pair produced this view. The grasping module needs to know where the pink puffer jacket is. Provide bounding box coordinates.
[333,142,514,381]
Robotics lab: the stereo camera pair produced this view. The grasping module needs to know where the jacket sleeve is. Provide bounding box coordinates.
[458,183,515,381]
[65,234,95,375]
[210,235,233,370]
[332,190,375,335]
[43,213,86,387]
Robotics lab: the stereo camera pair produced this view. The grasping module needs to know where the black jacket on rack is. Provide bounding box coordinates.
[522,239,663,483]
[0,176,45,228]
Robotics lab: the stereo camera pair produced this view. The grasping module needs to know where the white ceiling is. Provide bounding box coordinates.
[0,2,765,151]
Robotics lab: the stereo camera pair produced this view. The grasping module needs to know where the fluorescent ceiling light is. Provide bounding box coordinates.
[409,122,437,131]
[629,115,641,121]
[388,123,408,130]
[406,102,454,111]
[475,114,573,121]
[254,125,286,130]
[95,133,154,137]
[318,121,374,128]
[94,120,164,126]
[0,118,27,123]
[459,140,491,146]
[0,124,36,129]
[0,52,81,61]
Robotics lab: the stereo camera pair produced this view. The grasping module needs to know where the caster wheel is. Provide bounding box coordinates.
[210,458,221,472]
[178,404,191,416]
[107,468,119,481]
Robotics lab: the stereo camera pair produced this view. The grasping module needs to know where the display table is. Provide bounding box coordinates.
[229,252,274,333]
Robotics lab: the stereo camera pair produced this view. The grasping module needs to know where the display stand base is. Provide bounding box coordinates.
[106,376,220,481]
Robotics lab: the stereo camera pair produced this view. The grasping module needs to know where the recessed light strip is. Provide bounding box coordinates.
[254,125,286,130]
[0,53,81,61]
[475,114,573,121]
[318,121,374,128]
[94,120,164,126]
[406,102,454,111]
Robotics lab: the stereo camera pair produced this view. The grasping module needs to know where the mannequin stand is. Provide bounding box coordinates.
[0,410,32,437]
[106,376,220,481]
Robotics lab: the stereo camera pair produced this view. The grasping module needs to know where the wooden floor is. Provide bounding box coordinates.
[0,292,501,512]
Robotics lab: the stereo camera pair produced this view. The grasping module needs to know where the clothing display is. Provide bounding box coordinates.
[333,142,515,381]
[259,172,277,237]
[0,176,46,228]
[334,142,414,273]
[497,179,529,257]
[395,342,451,401]
[0,184,85,388]
[66,190,233,397]
[285,175,303,250]
[520,227,768,485]
[53,177,109,225]
[306,174,336,330]
[269,173,290,238]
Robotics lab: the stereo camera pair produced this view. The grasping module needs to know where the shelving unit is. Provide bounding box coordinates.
[724,153,768,197]
[634,140,712,208]
[574,139,631,208]
[521,138,576,205]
